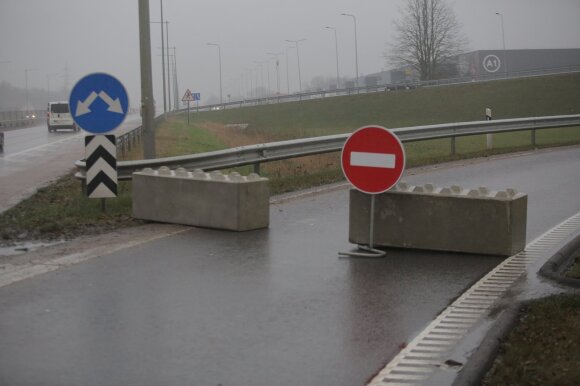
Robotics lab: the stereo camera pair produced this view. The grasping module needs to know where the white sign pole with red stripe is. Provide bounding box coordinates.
[339,125,406,257]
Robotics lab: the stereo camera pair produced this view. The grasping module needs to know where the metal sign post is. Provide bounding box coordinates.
[339,125,406,258]
[182,89,195,125]
[70,73,127,209]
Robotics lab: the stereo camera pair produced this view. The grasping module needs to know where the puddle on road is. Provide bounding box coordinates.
[0,240,64,257]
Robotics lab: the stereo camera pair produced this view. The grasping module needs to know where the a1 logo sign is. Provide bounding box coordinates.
[483,54,502,73]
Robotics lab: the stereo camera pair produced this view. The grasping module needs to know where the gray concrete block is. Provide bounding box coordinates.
[132,168,269,231]
[349,183,527,256]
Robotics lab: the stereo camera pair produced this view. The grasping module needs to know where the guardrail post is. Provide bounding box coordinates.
[531,128,537,147]
[451,133,456,156]
[253,163,260,174]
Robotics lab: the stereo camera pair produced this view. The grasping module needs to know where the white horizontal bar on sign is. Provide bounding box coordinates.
[350,151,396,169]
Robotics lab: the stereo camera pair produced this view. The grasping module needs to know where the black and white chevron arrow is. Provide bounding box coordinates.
[85,135,117,198]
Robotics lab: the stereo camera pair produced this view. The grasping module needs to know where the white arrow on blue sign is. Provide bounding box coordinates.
[69,73,129,134]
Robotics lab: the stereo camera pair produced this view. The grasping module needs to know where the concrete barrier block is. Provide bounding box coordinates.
[349,185,527,256]
[132,167,269,231]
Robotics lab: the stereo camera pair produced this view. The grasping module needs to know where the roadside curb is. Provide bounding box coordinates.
[452,234,580,385]
[539,233,580,288]
[451,301,523,386]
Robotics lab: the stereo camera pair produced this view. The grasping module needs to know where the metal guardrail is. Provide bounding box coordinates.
[115,113,167,156]
[0,110,44,129]
[75,114,580,181]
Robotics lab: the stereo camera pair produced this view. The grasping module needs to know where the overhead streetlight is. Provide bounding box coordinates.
[285,39,306,94]
[149,0,167,116]
[267,52,283,96]
[207,43,223,105]
[495,12,508,76]
[138,0,156,158]
[165,21,171,111]
[24,68,39,113]
[171,47,179,110]
[154,21,172,111]
[46,72,60,102]
[285,46,293,94]
[256,59,271,98]
[325,26,340,89]
[341,12,359,89]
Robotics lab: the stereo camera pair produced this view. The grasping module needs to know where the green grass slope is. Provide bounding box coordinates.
[190,73,580,138]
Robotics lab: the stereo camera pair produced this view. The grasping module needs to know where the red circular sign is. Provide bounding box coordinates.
[341,126,406,194]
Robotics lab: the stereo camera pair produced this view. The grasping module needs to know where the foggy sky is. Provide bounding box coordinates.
[1,0,579,111]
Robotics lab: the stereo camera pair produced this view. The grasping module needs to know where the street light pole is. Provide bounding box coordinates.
[172,47,179,109]
[138,0,156,158]
[152,21,169,114]
[46,72,59,102]
[285,46,292,94]
[267,52,282,95]
[207,43,223,105]
[165,21,172,111]
[24,68,38,113]
[341,13,359,88]
[325,26,340,89]
[160,1,166,115]
[285,39,305,94]
[495,12,508,76]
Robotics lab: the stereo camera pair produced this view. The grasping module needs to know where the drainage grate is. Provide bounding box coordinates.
[367,212,580,386]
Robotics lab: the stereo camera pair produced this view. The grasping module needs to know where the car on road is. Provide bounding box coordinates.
[47,101,78,132]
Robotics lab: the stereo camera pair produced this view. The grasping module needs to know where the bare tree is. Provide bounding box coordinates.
[389,0,468,81]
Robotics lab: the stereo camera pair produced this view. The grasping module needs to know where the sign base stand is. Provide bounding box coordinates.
[339,195,386,258]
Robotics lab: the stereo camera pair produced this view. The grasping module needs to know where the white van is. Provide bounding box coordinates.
[47,102,78,132]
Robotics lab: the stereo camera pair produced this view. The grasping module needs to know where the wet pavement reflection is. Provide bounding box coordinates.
[0,188,503,386]
[0,147,578,385]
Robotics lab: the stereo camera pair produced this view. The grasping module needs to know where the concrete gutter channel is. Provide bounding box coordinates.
[367,211,580,386]
[452,233,580,386]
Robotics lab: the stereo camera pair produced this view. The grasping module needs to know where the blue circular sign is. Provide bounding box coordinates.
[69,73,129,134]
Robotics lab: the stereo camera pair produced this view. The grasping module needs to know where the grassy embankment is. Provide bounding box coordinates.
[1,73,580,242]
[483,294,580,385]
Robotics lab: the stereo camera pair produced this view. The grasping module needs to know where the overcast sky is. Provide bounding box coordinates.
[1,0,579,110]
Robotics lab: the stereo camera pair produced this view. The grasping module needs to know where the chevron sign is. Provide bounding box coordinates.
[85,135,117,198]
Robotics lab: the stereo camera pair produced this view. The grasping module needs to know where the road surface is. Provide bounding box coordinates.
[0,146,579,385]
[0,115,141,213]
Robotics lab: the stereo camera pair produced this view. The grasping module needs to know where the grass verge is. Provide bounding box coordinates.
[483,294,580,385]
[566,249,580,279]
[2,73,580,244]
[0,175,141,244]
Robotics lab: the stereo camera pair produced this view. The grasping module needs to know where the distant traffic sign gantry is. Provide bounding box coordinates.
[341,126,406,194]
[69,73,129,134]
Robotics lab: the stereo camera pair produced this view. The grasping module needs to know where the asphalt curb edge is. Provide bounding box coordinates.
[538,233,580,288]
[452,233,580,386]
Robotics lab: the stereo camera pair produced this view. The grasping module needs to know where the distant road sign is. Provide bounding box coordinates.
[69,73,129,134]
[193,93,201,101]
[341,126,406,194]
[182,89,195,102]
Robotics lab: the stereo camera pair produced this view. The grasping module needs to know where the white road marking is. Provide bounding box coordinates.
[2,134,83,159]
[0,226,189,288]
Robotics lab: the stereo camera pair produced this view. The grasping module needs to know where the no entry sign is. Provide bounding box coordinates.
[341,126,406,194]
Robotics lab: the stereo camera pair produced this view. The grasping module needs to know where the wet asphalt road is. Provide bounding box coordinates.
[0,115,141,213]
[0,146,579,385]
